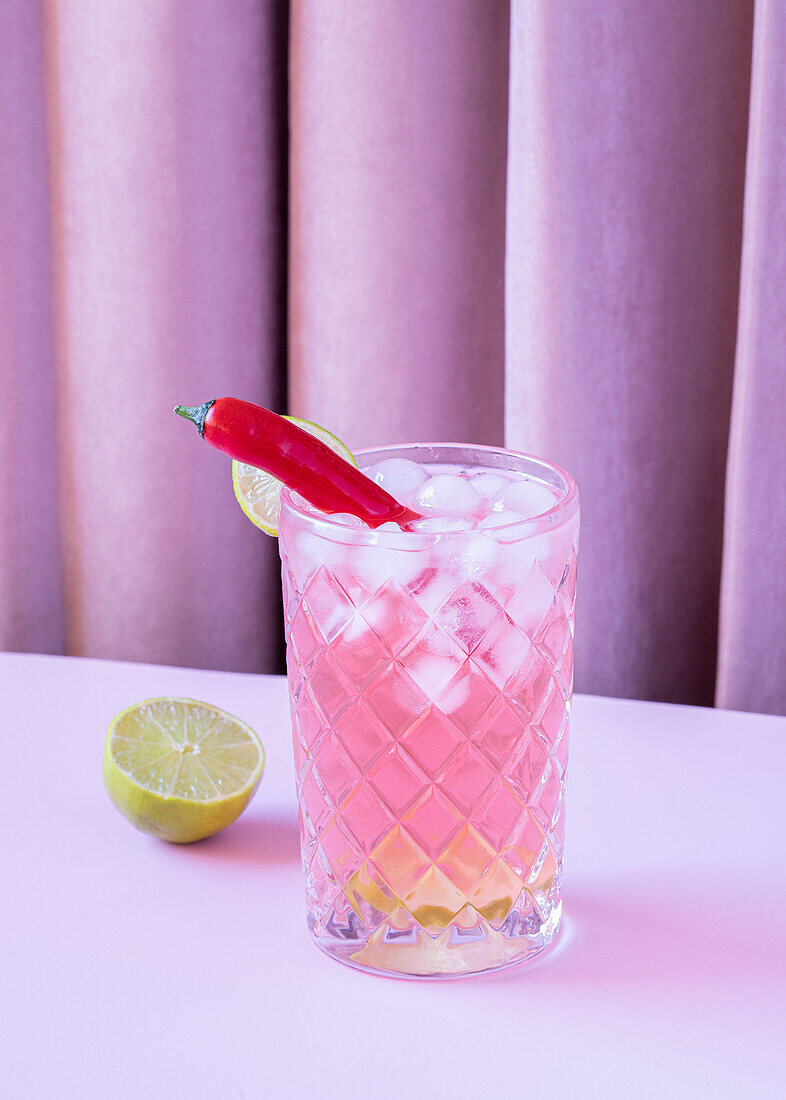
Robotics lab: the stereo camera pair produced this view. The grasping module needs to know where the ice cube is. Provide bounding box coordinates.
[437,577,502,652]
[414,474,482,518]
[403,646,462,698]
[410,516,467,533]
[493,531,561,624]
[495,478,558,519]
[349,544,423,591]
[341,613,376,644]
[439,672,471,713]
[460,533,498,573]
[364,458,428,503]
[504,558,557,633]
[330,512,365,528]
[473,613,532,689]
[478,510,528,543]
[288,531,347,580]
[367,521,430,552]
[285,531,364,608]
[405,522,498,581]
[478,510,519,528]
[470,472,509,499]
[410,565,461,616]
[412,656,461,698]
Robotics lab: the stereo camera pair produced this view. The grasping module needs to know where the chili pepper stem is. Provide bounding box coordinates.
[173,400,215,437]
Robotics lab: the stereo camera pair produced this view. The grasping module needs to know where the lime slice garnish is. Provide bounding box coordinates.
[103,698,264,843]
[232,416,357,536]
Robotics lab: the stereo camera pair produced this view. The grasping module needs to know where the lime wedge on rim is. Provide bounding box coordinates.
[103,698,265,843]
[232,416,357,536]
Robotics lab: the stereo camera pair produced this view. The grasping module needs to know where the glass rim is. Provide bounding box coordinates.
[279,441,580,540]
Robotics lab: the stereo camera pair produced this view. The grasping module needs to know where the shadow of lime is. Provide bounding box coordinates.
[181,811,301,866]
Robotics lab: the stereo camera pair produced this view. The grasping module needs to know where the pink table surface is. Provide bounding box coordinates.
[1,653,784,1098]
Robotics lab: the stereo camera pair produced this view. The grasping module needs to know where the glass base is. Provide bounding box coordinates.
[308,900,562,980]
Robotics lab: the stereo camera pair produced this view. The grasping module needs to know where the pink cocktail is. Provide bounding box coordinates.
[278,444,579,977]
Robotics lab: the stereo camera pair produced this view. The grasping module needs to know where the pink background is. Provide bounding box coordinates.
[1,1,784,714]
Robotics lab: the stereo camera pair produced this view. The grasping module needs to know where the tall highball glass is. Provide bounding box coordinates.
[278,444,579,978]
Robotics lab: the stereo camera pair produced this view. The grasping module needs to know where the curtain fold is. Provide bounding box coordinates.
[717,0,786,715]
[289,0,509,450]
[505,0,753,705]
[42,0,288,672]
[0,0,783,712]
[0,1,64,655]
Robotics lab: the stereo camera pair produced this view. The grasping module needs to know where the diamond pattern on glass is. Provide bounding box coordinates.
[505,562,557,638]
[398,621,467,698]
[471,613,533,689]
[473,780,526,851]
[283,532,575,956]
[434,579,504,654]
[299,767,333,834]
[344,862,398,924]
[404,867,466,933]
[507,735,550,805]
[552,717,570,776]
[539,763,564,831]
[528,762,554,834]
[369,825,431,898]
[438,744,497,816]
[318,817,361,886]
[535,601,572,667]
[303,566,357,643]
[329,612,391,690]
[367,747,429,818]
[292,735,308,784]
[436,824,496,898]
[504,646,556,722]
[313,735,358,808]
[470,857,526,928]
[400,786,464,860]
[334,699,391,772]
[293,683,330,753]
[358,580,430,655]
[339,782,395,853]
[534,684,569,746]
[472,697,528,769]
[554,639,574,700]
[307,652,357,726]
[557,550,578,618]
[287,604,325,670]
[435,660,497,737]
[363,665,429,739]
[399,707,463,779]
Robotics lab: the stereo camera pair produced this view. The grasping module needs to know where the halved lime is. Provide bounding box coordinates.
[232,416,357,536]
[103,698,264,843]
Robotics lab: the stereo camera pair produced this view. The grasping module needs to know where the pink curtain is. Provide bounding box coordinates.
[505,0,752,707]
[1,0,784,715]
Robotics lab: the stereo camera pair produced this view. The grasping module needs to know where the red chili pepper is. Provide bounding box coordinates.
[174,398,421,529]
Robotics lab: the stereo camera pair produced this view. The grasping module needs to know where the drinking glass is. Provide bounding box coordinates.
[278,444,579,978]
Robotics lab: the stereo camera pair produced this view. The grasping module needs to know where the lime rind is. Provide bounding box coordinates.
[232,416,357,536]
[103,697,265,843]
